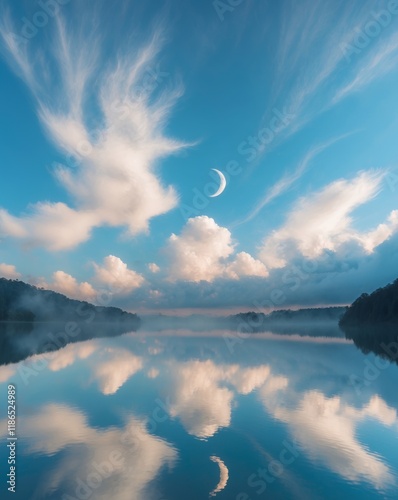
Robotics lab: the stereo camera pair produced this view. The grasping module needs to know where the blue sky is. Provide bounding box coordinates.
[1,0,398,312]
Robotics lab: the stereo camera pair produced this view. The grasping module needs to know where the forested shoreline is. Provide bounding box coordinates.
[0,278,141,327]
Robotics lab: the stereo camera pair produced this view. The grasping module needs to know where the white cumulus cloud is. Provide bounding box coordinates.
[93,255,145,294]
[38,270,96,301]
[0,263,21,279]
[226,252,268,279]
[165,216,268,282]
[148,263,160,273]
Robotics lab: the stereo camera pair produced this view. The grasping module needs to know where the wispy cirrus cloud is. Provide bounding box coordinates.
[332,30,398,105]
[0,9,186,251]
[242,0,398,229]
[236,133,355,226]
[265,0,398,140]
[258,169,390,268]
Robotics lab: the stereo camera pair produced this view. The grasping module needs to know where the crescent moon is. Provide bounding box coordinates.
[209,456,229,497]
[209,169,227,198]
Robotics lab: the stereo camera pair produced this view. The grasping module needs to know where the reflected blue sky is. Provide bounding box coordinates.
[1,328,398,499]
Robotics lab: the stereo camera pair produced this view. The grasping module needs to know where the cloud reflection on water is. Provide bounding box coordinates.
[1,329,398,496]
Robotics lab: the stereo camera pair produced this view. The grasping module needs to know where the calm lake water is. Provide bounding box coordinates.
[1,325,398,499]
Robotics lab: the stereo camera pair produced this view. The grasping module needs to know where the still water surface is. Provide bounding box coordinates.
[1,325,398,499]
